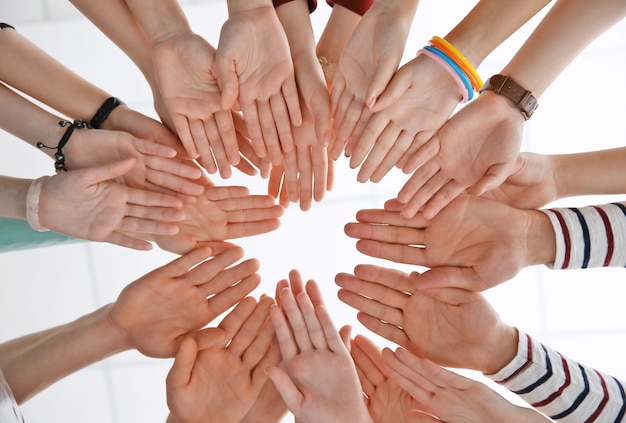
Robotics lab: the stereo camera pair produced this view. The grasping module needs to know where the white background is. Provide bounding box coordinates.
[1,0,626,421]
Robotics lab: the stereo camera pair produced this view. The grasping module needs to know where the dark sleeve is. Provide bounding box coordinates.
[0,23,15,30]
[325,0,374,16]
[273,0,318,13]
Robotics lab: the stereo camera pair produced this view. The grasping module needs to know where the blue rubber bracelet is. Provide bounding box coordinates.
[424,45,474,101]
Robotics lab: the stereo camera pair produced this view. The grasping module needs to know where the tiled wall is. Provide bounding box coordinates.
[1,1,625,421]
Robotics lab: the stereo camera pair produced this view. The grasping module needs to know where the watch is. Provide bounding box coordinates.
[480,74,538,121]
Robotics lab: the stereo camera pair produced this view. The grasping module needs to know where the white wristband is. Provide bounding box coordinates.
[26,176,50,232]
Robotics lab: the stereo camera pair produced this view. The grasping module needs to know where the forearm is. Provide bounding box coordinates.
[502,0,626,97]
[228,0,273,14]
[487,330,626,422]
[552,148,626,199]
[0,304,128,404]
[70,0,156,87]
[276,0,316,63]
[316,4,361,64]
[445,0,551,67]
[0,83,67,159]
[124,0,192,44]
[0,26,111,122]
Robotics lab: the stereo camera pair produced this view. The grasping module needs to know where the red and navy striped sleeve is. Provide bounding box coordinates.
[487,330,626,422]
[541,202,626,270]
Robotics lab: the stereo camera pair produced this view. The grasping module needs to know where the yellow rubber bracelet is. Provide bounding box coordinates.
[430,36,483,91]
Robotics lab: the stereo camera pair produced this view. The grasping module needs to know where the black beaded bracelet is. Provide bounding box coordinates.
[37,120,88,172]
[90,97,124,129]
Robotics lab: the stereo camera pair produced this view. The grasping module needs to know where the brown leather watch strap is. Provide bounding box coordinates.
[480,74,538,120]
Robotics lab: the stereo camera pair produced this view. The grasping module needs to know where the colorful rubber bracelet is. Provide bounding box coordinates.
[423,45,473,101]
[417,48,468,103]
[26,176,51,232]
[430,36,482,91]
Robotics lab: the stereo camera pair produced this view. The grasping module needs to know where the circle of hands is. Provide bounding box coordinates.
[43,4,560,423]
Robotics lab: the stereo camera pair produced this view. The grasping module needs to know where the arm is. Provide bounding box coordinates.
[487,330,626,422]
[400,0,626,219]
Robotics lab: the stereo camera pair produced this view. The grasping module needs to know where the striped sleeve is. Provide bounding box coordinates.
[486,330,626,422]
[540,202,626,270]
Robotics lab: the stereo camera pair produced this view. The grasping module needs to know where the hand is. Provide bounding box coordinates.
[351,335,418,423]
[64,127,205,201]
[267,106,332,211]
[347,54,462,183]
[397,92,525,219]
[107,244,261,358]
[151,31,240,175]
[329,2,415,159]
[344,194,555,291]
[266,274,373,423]
[335,264,518,374]
[216,5,302,165]
[382,348,551,423]
[166,296,277,423]
[152,184,284,255]
[39,159,185,250]
[481,152,558,209]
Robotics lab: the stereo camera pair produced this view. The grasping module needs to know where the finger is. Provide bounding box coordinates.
[348,114,390,172]
[171,114,199,159]
[310,89,330,147]
[258,101,282,166]
[329,91,353,159]
[365,66,395,112]
[354,240,426,266]
[221,218,282,239]
[397,159,441,206]
[282,150,299,203]
[214,110,240,166]
[265,366,303,414]
[144,169,205,198]
[421,179,466,220]
[288,269,306,298]
[268,164,284,199]
[106,231,153,250]
[229,296,273,358]
[201,258,261,298]
[280,287,313,352]
[350,336,385,391]
[401,135,440,174]
[353,264,415,293]
[160,245,215,278]
[296,291,326,350]
[356,312,410,348]
[203,115,232,179]
[217,296,257,341]
[316,304,345,354]
[132,137,177,158]
[335,272,410,309]
[204,185,249,201]
[370,70,411,113]
[369,130,415,183]
[241,100,266,158]
[335,100,365,156]
[269,303,298,360]
[119,216,180,235]
[143,154,204,181]
[189,119,217,174]
[83,158,136,185]
[282,77,303,127]
[270,94,295,153]
[242,299,277,372]
[311,144,328,202]
[400,170,450,220]
[183,245,245,286]
[166,336,198,389]
[297,146,313,211]
[206,274,261,323]
[215,62,240,110]
[338,288,403,322]
[126,187,184,209]
[329,75,346,123]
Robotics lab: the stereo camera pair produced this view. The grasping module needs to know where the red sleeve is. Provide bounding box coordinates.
[273,0,318,13]
[325,0,373,16]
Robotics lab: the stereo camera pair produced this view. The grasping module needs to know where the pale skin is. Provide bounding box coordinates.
[329,0,419,160]
[382,348,551,423]
[148,184,284,255]
[349,0,551,184]
[399,0,626,219]
[351,334,419,423]
[344,194,556,291]
[166,296,278,423]
[0,244,261,403]
[266,274,373,423]
[335,264,519,375]
[217,0,302,165]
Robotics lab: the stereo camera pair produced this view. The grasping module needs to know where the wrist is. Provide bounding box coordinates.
[483,325,518,375]
[525,209,557,266]
[101,303,135,353]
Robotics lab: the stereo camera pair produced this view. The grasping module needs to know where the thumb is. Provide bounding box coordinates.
[339,325,352,351]
[215,59,240,111]
[83,158,136,186]
[368,69,410,112]
[468,163,510,196]
[364,66,395,112]
[406,409,441,423]
[166,337,198,389]
[265,366,303,413]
